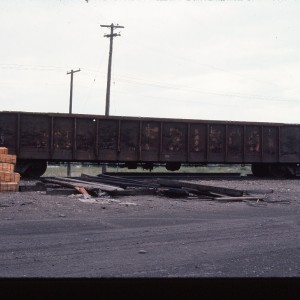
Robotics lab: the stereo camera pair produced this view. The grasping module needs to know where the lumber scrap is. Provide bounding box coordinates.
[156,179,243,197]
[243,189,274,195]
[52,177,124,192]
[108,188,157,197]
[80,174,158,189]
[215,196,263,202]
[74,187,91,199]
[159,187,190,198]
[41,175,266,203]
[41,177,123,194]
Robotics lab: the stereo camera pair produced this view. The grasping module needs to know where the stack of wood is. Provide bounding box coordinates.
[41,174,265,202]
[0,147,20,192]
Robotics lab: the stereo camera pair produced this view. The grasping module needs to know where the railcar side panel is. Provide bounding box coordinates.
[0,113,18,154]
[280,126,300,162]
[75,118,97,160]
[119,120,139,161]
[161,122,188,162]
[244,125,261,162]
[262,126,278,163]
[98,119,119,161]
[188,123,206,163]
[1,112,300,171]
[140,121,160,162]
[19,114,50,159]
[226,125,244,162]
[52,117,73,160]
[208,124,226,163]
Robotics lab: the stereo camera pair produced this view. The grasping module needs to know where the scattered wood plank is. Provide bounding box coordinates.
[215,196,263,202]
[42,178,123,197]
[74,187,91,199]
[109,188,157,197]
[158,188,190,198]
[41,175,267,203]
[81,173,158,189]
[46,188,75,196]
[156,179,244,197]
[44,177,124,192]
[243,189,274,195]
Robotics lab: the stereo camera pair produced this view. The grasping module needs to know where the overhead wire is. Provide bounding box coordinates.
[111,73,300,104]
[1,62,300,106]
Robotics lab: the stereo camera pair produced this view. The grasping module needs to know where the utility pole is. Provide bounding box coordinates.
[66,68,81,176]
[100,23,124,116]
[100,23,124,174]
[67,69,81,114]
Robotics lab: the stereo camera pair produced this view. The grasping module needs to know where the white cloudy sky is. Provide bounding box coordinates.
[1,0,300,124]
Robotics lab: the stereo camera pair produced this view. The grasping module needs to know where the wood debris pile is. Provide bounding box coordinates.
[41,174,269,203]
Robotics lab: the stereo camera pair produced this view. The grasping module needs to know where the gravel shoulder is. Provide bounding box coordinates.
[0,178,299,277]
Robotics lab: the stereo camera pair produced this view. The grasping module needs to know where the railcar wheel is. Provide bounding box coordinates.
[251,163,270,177]
[165,162,181,171]
[17,161,48,178]
[285,164,297,177]
[268,164,296,178]
[124,162,138,169]
[268,164,284,178]
[142,163,154,171]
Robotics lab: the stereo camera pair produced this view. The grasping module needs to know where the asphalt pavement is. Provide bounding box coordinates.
[0,190,299,277]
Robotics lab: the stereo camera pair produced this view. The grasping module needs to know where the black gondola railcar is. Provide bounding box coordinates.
[0,111,299,177]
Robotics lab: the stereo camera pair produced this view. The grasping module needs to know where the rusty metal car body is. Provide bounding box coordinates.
[0,111,299,177]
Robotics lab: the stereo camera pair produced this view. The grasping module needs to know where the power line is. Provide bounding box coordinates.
[1,63,300,104]
[111,74,300,104]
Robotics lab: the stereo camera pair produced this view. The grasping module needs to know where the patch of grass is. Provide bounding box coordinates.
[43,164,252,177]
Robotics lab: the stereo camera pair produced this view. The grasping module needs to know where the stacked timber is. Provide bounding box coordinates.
[0,147,20,192]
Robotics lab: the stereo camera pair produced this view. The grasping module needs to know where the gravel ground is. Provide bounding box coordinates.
[1,177,299,221]
[0,177,299,278]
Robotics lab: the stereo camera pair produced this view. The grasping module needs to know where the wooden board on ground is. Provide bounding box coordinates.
[42,177,124,193]
[157,179,244,197]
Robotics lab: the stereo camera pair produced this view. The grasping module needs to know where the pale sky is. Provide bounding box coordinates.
[1,0,300,124]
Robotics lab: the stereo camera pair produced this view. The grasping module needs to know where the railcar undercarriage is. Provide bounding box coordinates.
[251,163,299,178]
[14,160,299,178]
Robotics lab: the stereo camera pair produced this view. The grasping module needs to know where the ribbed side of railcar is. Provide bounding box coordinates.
[0,111,299,176]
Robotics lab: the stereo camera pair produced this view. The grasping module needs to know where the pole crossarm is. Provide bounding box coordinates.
[100,24,124,29]
[104,33,121,38]
[67,68,81,75]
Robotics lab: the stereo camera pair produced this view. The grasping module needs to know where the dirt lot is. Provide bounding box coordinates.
[0,177,299,277]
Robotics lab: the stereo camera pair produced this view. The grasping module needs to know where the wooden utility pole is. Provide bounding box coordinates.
[100,23,124,116]
[67,69,81,114]
[66,68,81,176]
[100,23,124,174]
